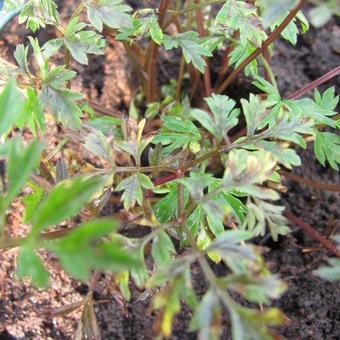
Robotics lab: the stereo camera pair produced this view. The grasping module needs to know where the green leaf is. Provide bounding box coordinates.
[149,15,163,44]
[241,199,290,241]
[153,116,201,155]
[14,44,30,74]
[230,304,284,340]
[191,94,239,142]
[46,218,137,280]
[32,175,107,234]
[86,0,132,32]
[6,138,44,203]
[16,244,49,287]
[223,273,286,304]
[258,0,295,27]
[215,0,266,46]
[39,66,83,129]
[189,289,222,340]
[84,129,113,162]
[86,116,121,136]
[314,86,339,112]
[64,17,105,65]
[309,5,333,28]
[241,94,268,137]
[0,78,24,137]
[270,10,309,45]
[314,132,340,170]
[252,140,301,168]
[18,0,60,32]
[130,244,148,288]
[151,230,176,266]
[42,38,63,59]
[315,258,340,281]
[163,32,212,73]
[229,40,258,76]
[23,184,44,223]
[152,276,184,337]
[115,173,153,210]
[17,87,46,137]
[153,184,189,223]
[116,271,131,301]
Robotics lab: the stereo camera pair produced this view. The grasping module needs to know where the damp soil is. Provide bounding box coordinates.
[0,5,340,340]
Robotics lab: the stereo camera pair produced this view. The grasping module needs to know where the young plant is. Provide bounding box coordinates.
[0,0,339,338]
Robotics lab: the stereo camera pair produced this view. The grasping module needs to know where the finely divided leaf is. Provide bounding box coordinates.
[115,173,153,210]
[163,32,212,73]
[191,94,239,142]
[314,132,340,171]
[64,17,105,65]
[40,66,83,129]
[215,0,266,46]
[86,0,132,32]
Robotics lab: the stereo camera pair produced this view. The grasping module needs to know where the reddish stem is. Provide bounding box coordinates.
[280,170,340,192]
[194,0,212,97]
[216,0,305,94]
[287,66,340,100]
[284,210,340,258]
[146,0,171,102]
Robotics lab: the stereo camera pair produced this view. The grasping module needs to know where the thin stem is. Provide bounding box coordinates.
[260,54,278,92]
[64,48,71,88]
[287,65,340,100]
[169,0,225,14]
[176,55,186,100]
[216,0,306,94]
[145,0,171,102]
[116,165,177,174]
[177,183,184,221]
[70,0,85,21]
[284,210,340,258]
[214,32,239,90]
[194,0,212,97]
[280,170,340,192]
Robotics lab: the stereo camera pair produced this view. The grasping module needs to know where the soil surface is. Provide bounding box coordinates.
[0,4,339,340]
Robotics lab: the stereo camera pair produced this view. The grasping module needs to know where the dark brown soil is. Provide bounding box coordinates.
[0,5,339,340]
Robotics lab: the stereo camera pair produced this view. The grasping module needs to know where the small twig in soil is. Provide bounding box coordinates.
[284,209,340,258]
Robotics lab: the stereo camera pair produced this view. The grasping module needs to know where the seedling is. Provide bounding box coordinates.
[0,0,339,338]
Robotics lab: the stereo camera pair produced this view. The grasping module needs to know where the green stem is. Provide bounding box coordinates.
[260,55,278,92]
[176,55,186,100]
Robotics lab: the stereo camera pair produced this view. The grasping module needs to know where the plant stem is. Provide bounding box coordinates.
[216,0,306,94]
[194,0,212,97]
[176,55,186,100]
[287,65,340,100]
[260,54,278,92]
[169,0,225,14]
[284,210,340,258]
[214,32,238,90]
[146,0,171,102]
[280,170,340,192]
[116,165,177,174]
